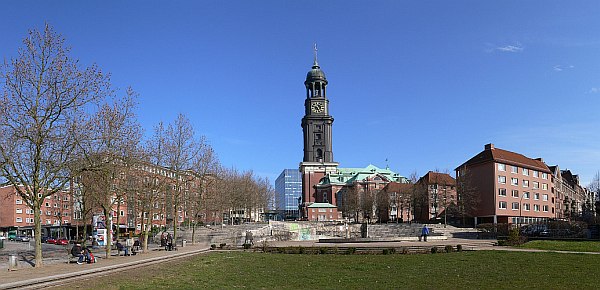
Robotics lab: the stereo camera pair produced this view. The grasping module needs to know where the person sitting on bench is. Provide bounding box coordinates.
[116,241,129,256]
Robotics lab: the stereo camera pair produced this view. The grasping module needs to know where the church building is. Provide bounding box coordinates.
[298,49,407,221]
[299,49,340,220]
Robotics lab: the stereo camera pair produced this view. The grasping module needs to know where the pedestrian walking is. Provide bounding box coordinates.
[421,224,430,242]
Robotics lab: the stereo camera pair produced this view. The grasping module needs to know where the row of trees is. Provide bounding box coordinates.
[0,24,273,267]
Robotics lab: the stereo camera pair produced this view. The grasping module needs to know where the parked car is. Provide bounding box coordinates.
[41,236,49,243]
[15,236,30,242]
[56,238,69,245]
[46,237,57,244]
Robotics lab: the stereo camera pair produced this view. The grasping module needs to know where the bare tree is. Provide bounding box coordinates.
[188,140,219,244]
[164,113,200,242]
[0,24,109,267]
[589,171,600,218]
[74,89,142,259]
[455,165,479,226]
[136,122,171,252]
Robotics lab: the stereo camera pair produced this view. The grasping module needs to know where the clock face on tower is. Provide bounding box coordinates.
[311,102,324,113]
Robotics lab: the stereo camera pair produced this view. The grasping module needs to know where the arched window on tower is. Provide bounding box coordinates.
[316,149,323,159]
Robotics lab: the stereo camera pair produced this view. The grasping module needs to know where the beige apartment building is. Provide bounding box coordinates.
[456,144,555,225]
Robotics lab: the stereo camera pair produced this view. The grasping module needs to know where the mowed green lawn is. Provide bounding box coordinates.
[61,250,600,290]
[519,240,600,252]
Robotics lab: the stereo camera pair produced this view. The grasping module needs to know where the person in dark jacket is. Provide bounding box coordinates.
[71,243,86,264]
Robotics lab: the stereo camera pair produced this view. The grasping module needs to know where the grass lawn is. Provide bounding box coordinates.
[519,240,600,252]
[59,251,600,290]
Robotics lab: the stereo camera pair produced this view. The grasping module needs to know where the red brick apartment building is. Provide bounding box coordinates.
[456,144,555,225]
[381,172,456,223]
[0,185,73,237]
[415,171,457,222]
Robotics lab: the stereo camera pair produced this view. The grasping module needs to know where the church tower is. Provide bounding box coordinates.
[299,46,339,219]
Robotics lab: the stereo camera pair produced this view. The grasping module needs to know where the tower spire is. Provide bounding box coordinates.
[313,42,319,67]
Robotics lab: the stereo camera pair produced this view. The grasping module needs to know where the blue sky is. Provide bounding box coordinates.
[2,1,599,185]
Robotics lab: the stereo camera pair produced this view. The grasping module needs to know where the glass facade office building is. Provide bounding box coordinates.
[275,169,302,220]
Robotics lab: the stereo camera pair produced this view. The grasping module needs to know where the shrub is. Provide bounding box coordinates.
[445,245,453,253]
[431,247,439,254]
[319,247,328,254]
[261,240,269,252]
[456,244,463,252]
[383,248,395,255]
[219,243,226,249]
[506,227,527,246]
[210,244,216,250]
[298,246,305,254]
[347,247,356,255]
[243,243,251,249]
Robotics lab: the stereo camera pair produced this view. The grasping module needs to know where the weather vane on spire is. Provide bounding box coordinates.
[313,42,319,66]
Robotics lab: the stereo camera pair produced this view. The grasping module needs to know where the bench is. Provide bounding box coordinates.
[68,255,79,264]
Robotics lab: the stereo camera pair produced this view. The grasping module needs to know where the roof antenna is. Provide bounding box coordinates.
[385,158,389,170]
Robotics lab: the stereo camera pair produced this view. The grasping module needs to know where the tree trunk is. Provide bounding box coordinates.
[104,208,113,259]
[34,200,43,267]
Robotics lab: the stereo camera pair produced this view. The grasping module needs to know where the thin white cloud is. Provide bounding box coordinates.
[554,65,574,72]
[496,44,523,53]
[588,87,600,94]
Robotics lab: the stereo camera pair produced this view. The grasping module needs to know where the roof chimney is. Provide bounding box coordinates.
[535,158,543,162]
[485,143,494,150]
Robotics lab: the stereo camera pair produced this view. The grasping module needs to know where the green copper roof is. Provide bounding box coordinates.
[318,164,407,185]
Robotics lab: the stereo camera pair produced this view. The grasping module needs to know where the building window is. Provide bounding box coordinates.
[533,171,539,178]
[512,202,519,210]
[534,193,540,200]
[499,188,507,197]
[542,183,548,190]
[45,202,49,207]
[542,173,548,179]
[543,205,549,212]
[523,180,529,188]
[499,201,507,209]
[498,163,506,171]
[120,210,125,217]
[543,194,548,201]
[523,192,530,199]
[511,178,518,186]
[16,217,22,223]
[16,199,22,205]
[534,204,540,212]
[523,168,529,176]
[523,203,530,211]
[16,208,23,214]
[533,182,539,189]
[512,190,519,198]
[511,166,518,173]
[498,176,506,184]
